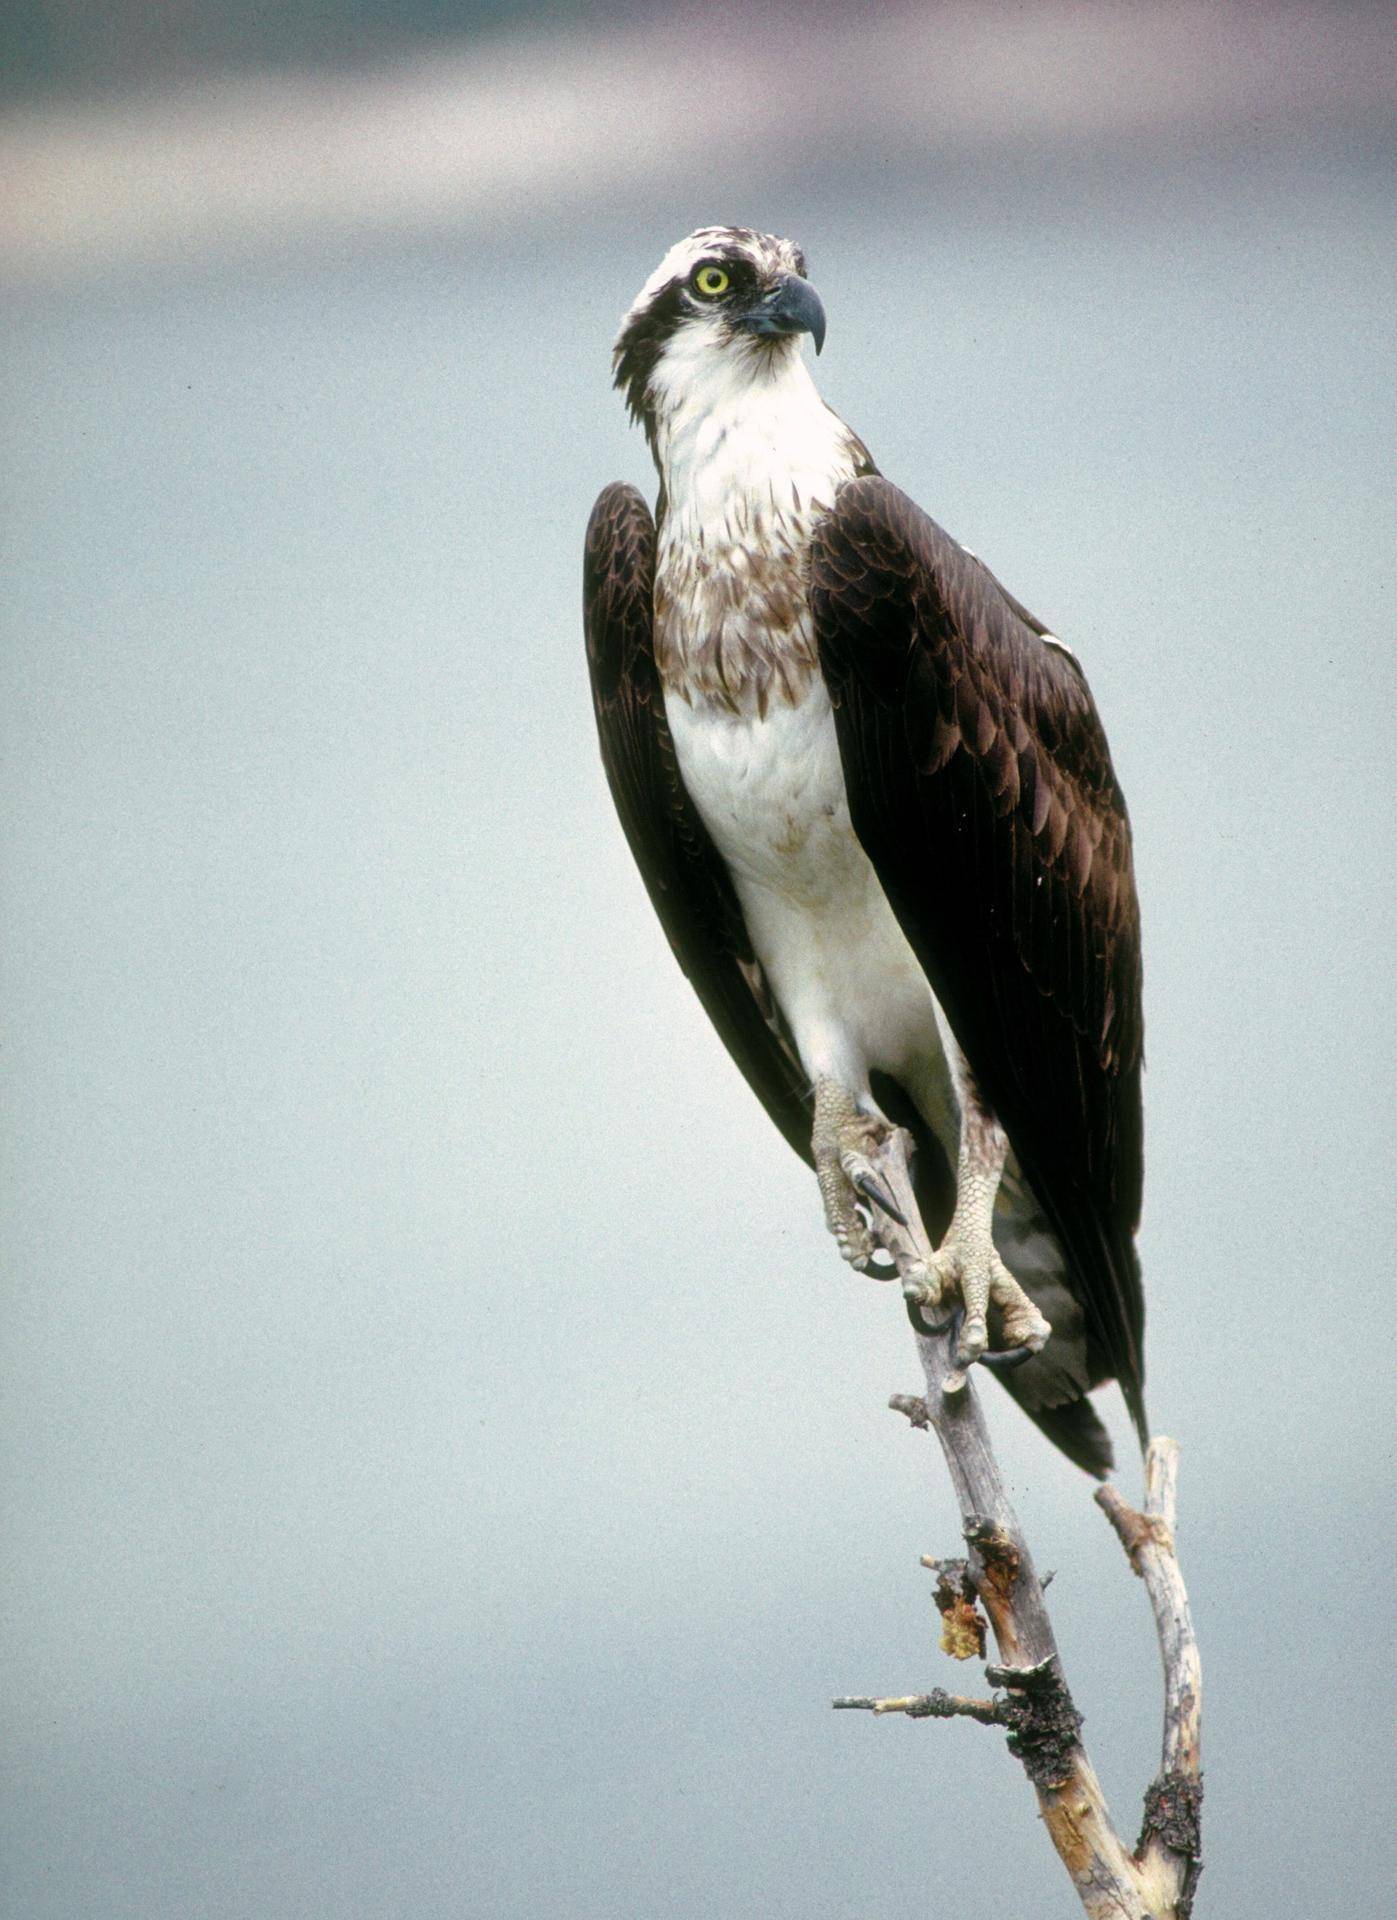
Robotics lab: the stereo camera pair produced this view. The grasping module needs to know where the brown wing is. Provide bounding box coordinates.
[811,476,1147,1447]
[583,482,815,1162]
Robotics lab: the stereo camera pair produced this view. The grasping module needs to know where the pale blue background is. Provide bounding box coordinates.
[3,11,1394,1915]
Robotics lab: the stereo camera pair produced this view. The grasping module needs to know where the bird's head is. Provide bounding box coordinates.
[612,227,826,439]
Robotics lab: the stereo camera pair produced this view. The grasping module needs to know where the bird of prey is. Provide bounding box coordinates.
[583,228,1145,1475]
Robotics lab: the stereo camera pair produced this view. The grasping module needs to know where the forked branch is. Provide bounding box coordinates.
[835,1122,1203,1919]
[1097,1444,1204,1914]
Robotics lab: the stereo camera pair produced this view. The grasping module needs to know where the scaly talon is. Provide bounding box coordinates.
[813,1077,897,1278]
[897,1061,1052,1371]
[935,1308,1039,1371]
[812,1071,1054,1373]
[915,1224,1050,1368]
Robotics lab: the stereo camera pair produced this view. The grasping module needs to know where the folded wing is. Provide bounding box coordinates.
[811,476,1147,1446]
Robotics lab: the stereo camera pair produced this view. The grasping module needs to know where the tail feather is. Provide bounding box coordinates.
[1007,1387,1115,1479]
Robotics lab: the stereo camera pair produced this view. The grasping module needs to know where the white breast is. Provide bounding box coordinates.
[653,336,956,1129]
[664,679,957,1134]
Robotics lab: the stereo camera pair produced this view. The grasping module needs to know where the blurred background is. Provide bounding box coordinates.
[3,3,1393,1915]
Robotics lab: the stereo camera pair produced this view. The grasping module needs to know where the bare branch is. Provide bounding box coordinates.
[1097,1441,1205,1917]
[835,1119,1203,1919]
[832,1690,1004,1725]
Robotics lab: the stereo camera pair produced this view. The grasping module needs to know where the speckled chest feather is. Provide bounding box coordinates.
[654,495,824,713]
[648,341,868,715]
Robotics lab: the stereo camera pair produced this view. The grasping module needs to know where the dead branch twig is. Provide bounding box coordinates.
[834,1122,1203,1919]
[1097,1443,1204,1915]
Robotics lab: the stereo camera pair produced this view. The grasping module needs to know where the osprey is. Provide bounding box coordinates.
[583,228,1146,1475]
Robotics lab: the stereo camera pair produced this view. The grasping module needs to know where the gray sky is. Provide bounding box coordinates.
[3,9,1395,1916]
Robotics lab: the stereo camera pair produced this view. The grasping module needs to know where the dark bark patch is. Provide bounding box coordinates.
[987,1658,1084,1791]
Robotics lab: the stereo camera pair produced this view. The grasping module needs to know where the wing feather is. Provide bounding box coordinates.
[583,482,813,1162]
[811,477,1147,1444]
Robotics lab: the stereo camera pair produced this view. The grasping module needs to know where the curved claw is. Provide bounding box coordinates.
[976,1341,1038,1372]
[908,1299,960,1337]
[852,1242,899,1281]
[921,1306,1039,1369]
[852,1171,907,1227]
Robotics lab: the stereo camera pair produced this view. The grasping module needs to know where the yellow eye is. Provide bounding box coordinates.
[694,265,730,298]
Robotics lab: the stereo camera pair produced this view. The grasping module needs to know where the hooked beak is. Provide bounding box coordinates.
[738,274,827,355]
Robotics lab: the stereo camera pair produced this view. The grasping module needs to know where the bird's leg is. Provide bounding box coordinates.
[906,1078,1051,1369]
[812,1076,907,1276]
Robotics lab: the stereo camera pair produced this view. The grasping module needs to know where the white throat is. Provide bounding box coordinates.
[649,335,865,711]
[652,335,850,534]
